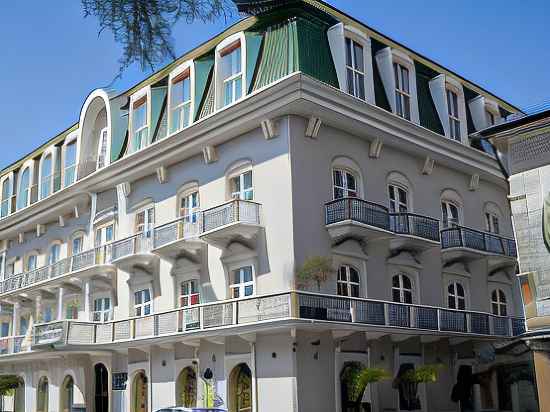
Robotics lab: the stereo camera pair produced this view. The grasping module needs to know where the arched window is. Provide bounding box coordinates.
[37,376,49,412]
[448,281,466,310]
[40,154,53,200]
[441,190,463,229]
[484,202,502,234]
[176,366,197,408]
[491,289,507,316]
[179,190,200,223]
[48,243,61,265]
[179,280,200,307]
[333,169,358,199]
[388,184,409,213]
[97,128,108,169]
[337,265,360,297]
[60,375,74,412]
[26,254,38,272]
[1,176,12,217]
[230,170,253,200]
[392,274,413,304]
[17,168,30,210]
[229,363,252,412]
[70,232,85,256]
[64,140,77,187]
[131,371,148,412]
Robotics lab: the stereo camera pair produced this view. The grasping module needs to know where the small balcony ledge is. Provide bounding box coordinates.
[152,218,203,259]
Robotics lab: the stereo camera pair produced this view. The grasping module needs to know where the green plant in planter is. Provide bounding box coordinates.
[295,256,334,291]
[346,367,390,403]
[403,364,444,384]
[0,375,21,395]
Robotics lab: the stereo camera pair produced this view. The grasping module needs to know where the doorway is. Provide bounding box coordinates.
[95,364,109,412]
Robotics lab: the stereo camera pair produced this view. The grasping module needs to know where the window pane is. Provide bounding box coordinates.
[233,288,240,299]
[234,270,241,284]
[356,73,365,99]
[144,305,151,316]
[346,68,355,95]
[345,38,352,67]
[353,42,364,72]
[448,296,455,309]
[350,285,360,298]
[243,266,253,282]
[349,267,359,283]
[392,276,400,288]
[144,289,151,302]
[403,290,412,304]
[402,275,411,289]
[244,285,253,296]
[333,170,343,187]
[458,298,465,310]
[338,283,348,296]
[338,266,347,281]
[234,76,242,101]
[243,171,252,189]
[346,173,356,191]
[392,289,401,302]
[135,291,142,305]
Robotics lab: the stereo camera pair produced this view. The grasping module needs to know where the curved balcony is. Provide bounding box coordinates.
[152,218,203,259]
[200,199,262,248]
[325,198,440,248]
[441,226,517,268]
[110,232,159,271]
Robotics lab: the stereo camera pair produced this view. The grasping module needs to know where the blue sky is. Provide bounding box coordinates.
[0,0,548,169]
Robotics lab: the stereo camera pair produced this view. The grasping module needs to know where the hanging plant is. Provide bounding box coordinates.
[295,256,334,291]
[402,364,444,384]
[344,366,390,403]
[0,375,21,396]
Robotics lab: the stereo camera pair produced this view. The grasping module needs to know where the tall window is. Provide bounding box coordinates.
[93,297,111,322]
[95,224,114,246]
[49,244,61,265]
[71,235,84,255]
[40,155,53,200]
[230,266,254,298]
[337,265,360,297]
[333,169,357,199]
[231,171,253,200]
[26,255,37,272]
[392,274,413,304]
[170,70,192,133]
[491,289,507,316]
[388,184,408,213]
[1,178,11,218]
[132,97,149,151]
[17,168,30,210]
[66,302,79,320]
[446,89,461,140]
[441,201,460,228]
[179,280,200,307]
[97,128,108,169]
[180,191,200,223]
[135,207,155,235]
[220,41,242,106]
[393,63,411,120]
[448,282,466,310]
[485,212,500,234]
[134,289,152,316]
[64,141,77,186]
[345,38,365,100]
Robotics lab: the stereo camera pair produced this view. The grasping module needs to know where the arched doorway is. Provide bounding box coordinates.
[94,364,109,412]
[60,375,74,412]
[176,367,197,408]
[131,371,148,412]
[13,377,24,412]
[228,363,252,412]
[340,362,367,412]
[36,377,49,412]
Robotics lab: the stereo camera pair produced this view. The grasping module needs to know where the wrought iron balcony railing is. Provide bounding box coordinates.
[0,335,26,356]
[389,212,441,242]
[441,226,517,257]
[201,199,261,233]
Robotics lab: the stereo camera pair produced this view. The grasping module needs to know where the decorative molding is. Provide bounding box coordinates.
[202,146,218,164]
[469,174,480,191]
[421,157,435,175]
[305,116,322,138]
[36,224,46,237]
[260,119,278,140]
[74,205,80,219]
[58,216,65,227]
[369,138,383,159]
[118,182,132,198]
[156,166,168,184]
[17,233,24,244]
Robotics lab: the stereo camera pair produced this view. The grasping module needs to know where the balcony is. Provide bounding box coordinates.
[152,218,203,259]
[0,245,115,297]
[21,292,524,354]
[200,199,262,248]
[0,335,27,355]
[110,233,159,271]
[441,226,517,268]
[325,198,440,248]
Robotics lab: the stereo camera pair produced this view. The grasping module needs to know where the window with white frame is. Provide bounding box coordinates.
[393,63,411,120]
[230,266,254,298]
[337,265,360,297]
[179,280,200,307]
[179,191,200,223]
[134,288,152,316]
[447,281,466,310]
[71,233,84,256]
[170,69,192,133]
[65,300,79,320]
[446,89,461,141]
[441,200,461,228]
[135,207,155,235]
[5,260,15,278]
[26,254,38,272]
[20,316,29,335]
[491,289,507,316]
[93,297,111,322]
[97,128,108,169]
[132,97,149,151]
[40,154,53,200]
[95,223,114,246]
[17,168,30,210]
[64,141,77,186]
[388,184,409,213]
[392,274,413,304]
[220,40,243,107]
[333,169,358,199]
[485,212,500,234]
[345,38,365,100]
[231,170,253,200]
[48,243,61,265]
[0,179,10,218]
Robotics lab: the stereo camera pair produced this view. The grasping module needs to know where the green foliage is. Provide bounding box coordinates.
[0,375,21,396]
[295,256,334,291]
[402,364,444,384]
[343,366,390,403]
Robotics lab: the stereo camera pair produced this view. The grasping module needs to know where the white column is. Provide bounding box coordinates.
[83,280,91,321]
[57,287,64,320]
[35,295,42,324]
[12,302,20,336]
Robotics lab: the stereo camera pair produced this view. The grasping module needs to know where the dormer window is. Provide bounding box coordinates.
[220,40,243,107]
[345,38,365,100]
[40,154,53,200]
[393,63,411,120]
[0,176,12,218]
[132,96,149,151]
[170,69,192,134]
[446,89,461,141]
[64,140,77,186]
[17,168,30,210]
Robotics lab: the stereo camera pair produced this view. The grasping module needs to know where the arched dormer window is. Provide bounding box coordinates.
[63,134,78,187]
[429,75,468,143]
[441,189,463,229]
[96,127,108,170]
[130,89,150,153]
[17,167,31,210]
[491,289,507,316]
[0,173,14,218]
[331,157,363,200]
[216,33,246,109]
[40,154,53,200]
[169,62,194,134]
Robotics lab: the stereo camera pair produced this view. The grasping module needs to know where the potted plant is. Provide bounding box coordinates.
[344,366,390,411]
[295,256,334,320]
[403,364,443,384]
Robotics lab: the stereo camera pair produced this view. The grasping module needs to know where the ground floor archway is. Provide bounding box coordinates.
[228,363,252,412]
[176,366,197,408]
[36,376,49,412]
[95,364,109,412]
[60,375,74,412]
[131,371,148,412]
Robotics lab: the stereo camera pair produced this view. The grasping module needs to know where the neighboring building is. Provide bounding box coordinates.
[481,107,550,412]
[0,1,535,412]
